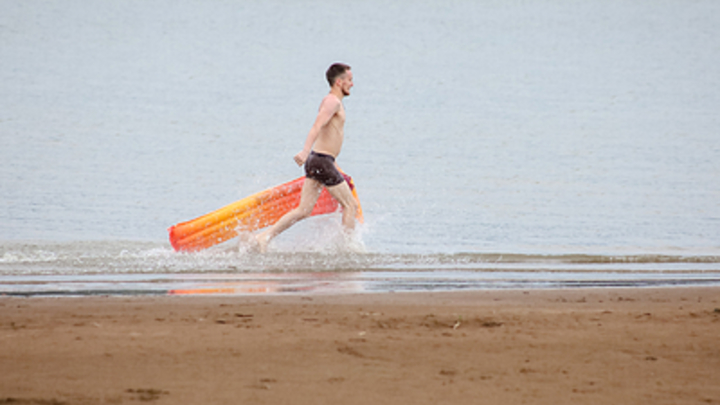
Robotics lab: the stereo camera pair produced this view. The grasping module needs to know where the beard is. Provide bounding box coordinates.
[342,88,351,96]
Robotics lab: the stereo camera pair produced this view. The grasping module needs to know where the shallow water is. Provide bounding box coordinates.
[1,240,718,296]
[1,0,719,295]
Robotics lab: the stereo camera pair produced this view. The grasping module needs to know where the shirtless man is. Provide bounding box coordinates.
[252,63,358,252]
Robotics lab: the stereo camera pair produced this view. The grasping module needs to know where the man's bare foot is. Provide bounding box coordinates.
[237,232,260,253]
[341,230,366,253]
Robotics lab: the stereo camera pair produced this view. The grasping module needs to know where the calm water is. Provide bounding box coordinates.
[1,0,719,295]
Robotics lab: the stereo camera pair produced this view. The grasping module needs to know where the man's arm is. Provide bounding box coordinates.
[294,96,341,166]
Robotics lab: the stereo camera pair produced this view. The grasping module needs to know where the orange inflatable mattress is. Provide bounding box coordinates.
[168,173,363,252]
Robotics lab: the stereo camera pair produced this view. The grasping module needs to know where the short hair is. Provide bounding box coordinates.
[326,63,351,87]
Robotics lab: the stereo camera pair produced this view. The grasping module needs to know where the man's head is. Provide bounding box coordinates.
[326,63,353,96]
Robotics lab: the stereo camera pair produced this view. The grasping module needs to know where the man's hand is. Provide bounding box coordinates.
[294,149,310,166]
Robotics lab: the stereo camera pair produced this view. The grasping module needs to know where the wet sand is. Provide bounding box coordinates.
[1,287,719,404]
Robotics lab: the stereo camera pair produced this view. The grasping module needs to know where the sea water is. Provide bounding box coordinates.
[1,0,719,295]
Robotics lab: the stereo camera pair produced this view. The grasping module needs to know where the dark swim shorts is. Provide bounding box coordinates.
[304,151,346,187]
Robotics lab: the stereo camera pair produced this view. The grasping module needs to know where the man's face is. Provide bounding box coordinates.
[339,70,353,96]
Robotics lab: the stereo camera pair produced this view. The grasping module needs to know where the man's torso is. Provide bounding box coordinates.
[313,96,345,158]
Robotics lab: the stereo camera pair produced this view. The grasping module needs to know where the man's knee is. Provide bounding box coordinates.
[327,182,356,213]
[295,205,314,219]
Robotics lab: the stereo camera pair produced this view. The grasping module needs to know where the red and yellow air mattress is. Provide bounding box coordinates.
[168,173,363,252]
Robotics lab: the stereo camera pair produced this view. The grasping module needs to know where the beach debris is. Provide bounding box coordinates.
[248,379,276,390]
[10,322,25,330]
[125,388,169,401]
[420,315,502,330]
[337,345,364,358]
[0,398,65,405]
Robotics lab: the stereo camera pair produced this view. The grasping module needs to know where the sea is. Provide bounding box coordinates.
[1,0,719,296]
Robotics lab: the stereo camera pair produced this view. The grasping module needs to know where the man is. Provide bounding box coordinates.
[250,63,358,253]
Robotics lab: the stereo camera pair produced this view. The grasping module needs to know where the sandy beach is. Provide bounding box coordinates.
[1,287,719,404]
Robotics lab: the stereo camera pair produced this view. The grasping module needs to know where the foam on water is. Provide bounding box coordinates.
[2,240,719,274]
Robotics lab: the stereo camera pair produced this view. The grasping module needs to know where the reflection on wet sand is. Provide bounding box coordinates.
[2,271,720,297]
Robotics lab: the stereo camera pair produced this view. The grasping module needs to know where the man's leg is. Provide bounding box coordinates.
[254,178,323,252]
[326,180,358,232]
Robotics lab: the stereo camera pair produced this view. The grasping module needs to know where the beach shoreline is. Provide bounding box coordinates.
[2,287,719,404]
